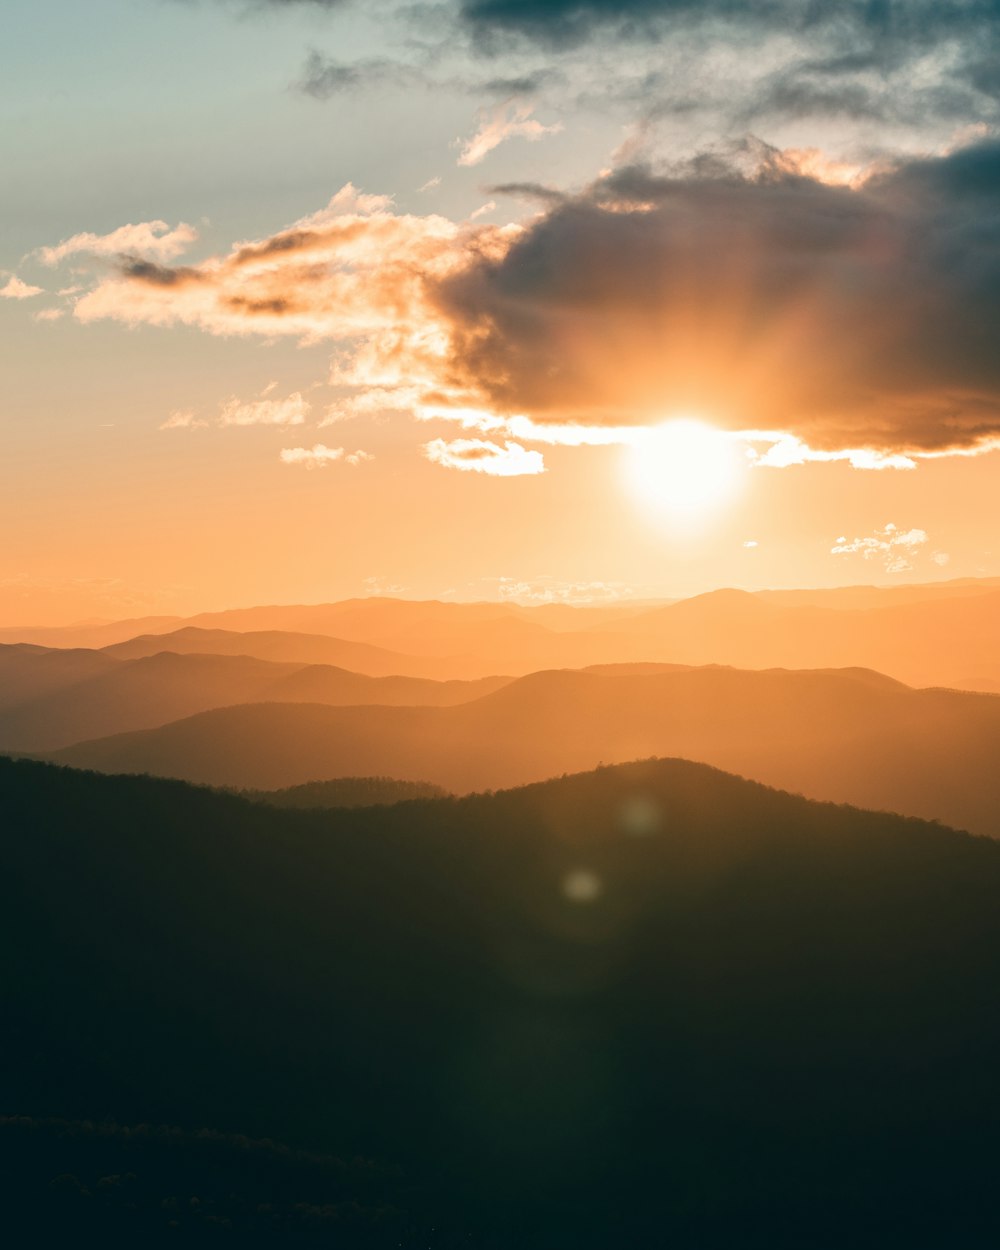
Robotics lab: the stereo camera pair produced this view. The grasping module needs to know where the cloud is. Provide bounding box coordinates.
[160,409,209,431]
[41,136,1000,460]
[322,386,425,425]
[742,540,758,549]
[423,437,545,475]
[296,51,426,99]
[831,523,930,574]
[490,575,637,604]
[279,443,372,467]
[32,308,64,322]
[36,220,198,266]
[488,181,568,204]
[65,184,503,387]
[435,137,1000,453]
[458,0,1000,59]
[0,276,43,299]
[189,0,349,9]
[220,389,310,426]
[456,100,563,166]
[747,434,918,471]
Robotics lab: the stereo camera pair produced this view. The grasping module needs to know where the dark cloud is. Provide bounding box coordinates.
[459,0,1000,52]
[295,52,560,101]
[476,70,560,95]
[120,259,204,286]
[433,137,1000,451]
[231,0,348,7]
[487,181,568,203]
[296,51,426,98]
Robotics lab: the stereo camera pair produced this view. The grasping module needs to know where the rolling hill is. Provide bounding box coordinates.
[4,755,1000,1246]
[607,586,1000,690]
[0,645,511,751]
[101,625,482,679]
[45,664,1000,837]
[6,580,1000,690]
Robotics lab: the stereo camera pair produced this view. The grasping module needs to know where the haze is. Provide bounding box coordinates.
[4,2,1000,1246]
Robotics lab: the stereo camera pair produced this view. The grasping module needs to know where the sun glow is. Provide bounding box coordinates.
[623,419,744,520]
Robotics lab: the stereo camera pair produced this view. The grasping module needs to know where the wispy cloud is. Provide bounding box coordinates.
[160,409,209,431]
[0,275,43,299]
[37,220,198,266]
[279,444,373,467]
[747,434,919,471]
[296,51,425,100]
[456,100,563,166]
[219,389,310,427]
[423,438,545,476]
[831,523,929,574]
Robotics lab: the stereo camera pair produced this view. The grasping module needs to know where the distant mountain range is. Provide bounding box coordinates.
[0,643,510,750]
[3,577,1000,689]
[41,664,1000,837]
[4,755,1000,1246]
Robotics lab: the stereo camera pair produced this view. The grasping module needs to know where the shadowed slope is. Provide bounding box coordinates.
[242,776,450,809]
[102,626,479,679]
[46,665,1000,836]
[0,647,512,751]
[0,644,120,710]
[4,755,1000,1246]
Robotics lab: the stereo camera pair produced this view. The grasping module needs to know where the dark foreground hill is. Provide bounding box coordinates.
[46,664,1000,837]
[241,775,450,809]
[4,755,1000,1246]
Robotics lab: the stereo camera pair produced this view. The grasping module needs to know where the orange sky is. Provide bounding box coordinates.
[3,0,999,624]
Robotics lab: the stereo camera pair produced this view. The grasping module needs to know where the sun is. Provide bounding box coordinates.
[622,418,744,520]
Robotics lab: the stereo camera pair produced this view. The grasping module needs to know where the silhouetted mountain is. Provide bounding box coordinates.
[4,755,1000,1247]
[606,587,1000,690]
[45,665,1000,836]
[102,626,478,679]
[243,776,450,809]
[0,614,184,649]
[758,576,1000,610]
[0,646,510,751]
[6,580,1000,690]
[0,644,119,711]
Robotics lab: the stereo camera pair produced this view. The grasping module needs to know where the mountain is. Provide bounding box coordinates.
[7,578,1000,689]
[0,643,120,710]
[0,646,511,751]
[757,575,1000,610]
[604,587,1000,690]
[101,625,482,679]
[0,598,649,652]
[4,755,1000,1246]
[101,616,642,676]
[0,615,184,649]
[242,776,450,809]
[45,664,1000,837]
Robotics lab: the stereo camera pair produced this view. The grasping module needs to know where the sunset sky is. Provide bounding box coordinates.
[4,0,1000,624]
